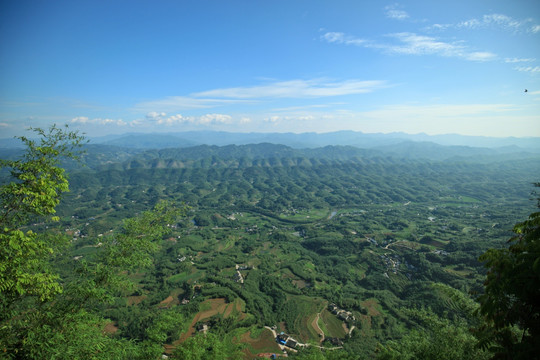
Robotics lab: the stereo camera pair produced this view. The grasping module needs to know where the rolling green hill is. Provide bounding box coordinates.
[3,140,538,359]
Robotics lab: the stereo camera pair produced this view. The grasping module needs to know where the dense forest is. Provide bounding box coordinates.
[1,127,539,359]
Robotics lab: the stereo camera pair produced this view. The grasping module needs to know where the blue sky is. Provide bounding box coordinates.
[1,0,539,138]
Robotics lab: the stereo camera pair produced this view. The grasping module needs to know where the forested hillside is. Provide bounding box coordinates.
[1,129,539,359]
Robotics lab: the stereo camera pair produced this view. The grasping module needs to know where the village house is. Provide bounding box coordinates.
[197,323,209,334]
[233,270,244,283]
[275,332,298,349]
[329,303,356,322]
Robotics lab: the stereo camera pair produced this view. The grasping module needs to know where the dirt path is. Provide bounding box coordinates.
[311,313,325,343]
[264,324,342,351]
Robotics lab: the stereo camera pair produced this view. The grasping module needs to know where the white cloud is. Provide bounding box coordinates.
[515,66,540,74]
[155,113,233,126]
[385,32,496,61]
[297,115,315,121]
[322,31,496,61]
[199,113,232,124]
[480,14,523,30]
[134,79,385,125]
[71,116,89,124]
[429,24,451,31]
[320,32,367,46]
[432,13,537,33]
[505,57,536,63]
[384,4,409,20]
[134,96,250,113]
[157,114,189,125]
[71,117,127,126]
[264,116,280,123]
[0,122,11,128]
[193,79,385,99]
[466,51,497,61]
[146,111,166,119]
[386,32,463,56]
[263,114,315,123]
[457,18,482,29]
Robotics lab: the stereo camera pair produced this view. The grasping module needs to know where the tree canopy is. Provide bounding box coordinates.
[0,126,187,359]
[477,183,540,359]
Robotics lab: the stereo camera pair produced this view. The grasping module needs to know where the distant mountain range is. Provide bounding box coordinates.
[2,130,539,150]
[1,131,539,164]
[85,130,540,150]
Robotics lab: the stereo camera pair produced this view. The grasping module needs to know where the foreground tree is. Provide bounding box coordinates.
[376,307,489,360]
[0,126,186,359]
[172,333,244,360]
[476,183,540,359]
[0,125,85,304]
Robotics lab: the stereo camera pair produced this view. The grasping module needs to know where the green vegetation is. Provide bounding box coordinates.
[476,183,540,359]
[1,127,539,359]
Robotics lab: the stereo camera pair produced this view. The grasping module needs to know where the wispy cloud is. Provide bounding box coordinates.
[465,52,498,62]
[322,31,496,61]
[321,32,367,46]
[514,66,540,74]
[505,57,536,63]
[134,96,250,113]
[430,13,540,34]
[384,4,409,20]
[193,79,385,99]
[134,79,385,116]
[271,104,331,112]
[386,32,475,59]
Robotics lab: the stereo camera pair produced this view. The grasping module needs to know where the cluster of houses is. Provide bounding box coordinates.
[380,254,401,275]
[233,264,253,284]
[233,270,244,284]
[227,212,243,220]
[328,303,355,322]
[245,224,259,233]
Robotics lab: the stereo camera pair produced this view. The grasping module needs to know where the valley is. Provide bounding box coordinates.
[27,141,538,359]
